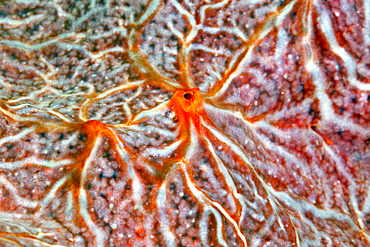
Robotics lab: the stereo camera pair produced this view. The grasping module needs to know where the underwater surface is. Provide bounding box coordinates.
[0,0,370,246]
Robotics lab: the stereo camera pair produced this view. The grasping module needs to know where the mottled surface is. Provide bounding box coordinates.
[0,0,370,246]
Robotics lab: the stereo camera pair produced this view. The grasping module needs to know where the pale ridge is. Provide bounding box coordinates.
[316,2,370,91]
[157,183,176,247]
[79,135,108,246]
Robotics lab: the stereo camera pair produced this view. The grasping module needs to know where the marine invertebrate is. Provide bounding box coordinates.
[0,0,370,246]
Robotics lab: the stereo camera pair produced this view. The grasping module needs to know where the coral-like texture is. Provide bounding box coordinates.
[0,0,370,246]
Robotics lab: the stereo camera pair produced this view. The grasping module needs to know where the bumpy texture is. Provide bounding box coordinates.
[0,0,370,246]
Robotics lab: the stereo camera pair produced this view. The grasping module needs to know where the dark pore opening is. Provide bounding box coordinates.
[184,93,193,100]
